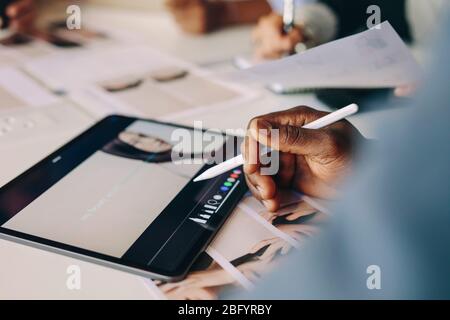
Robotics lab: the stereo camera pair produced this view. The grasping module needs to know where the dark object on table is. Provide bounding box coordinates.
[315,88,391,109]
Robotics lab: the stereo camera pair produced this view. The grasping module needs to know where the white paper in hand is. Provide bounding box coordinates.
[238,21,422,89]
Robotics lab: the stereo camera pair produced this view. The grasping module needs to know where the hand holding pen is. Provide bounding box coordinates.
[194,104,362,212]
[252,0,303,59]
[242,104,363,211]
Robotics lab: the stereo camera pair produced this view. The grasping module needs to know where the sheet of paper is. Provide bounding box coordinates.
[0,67,58,111]
[24,46,258,120]
[145,192,329,300]
[0,21,143,66]
[235,21,422,88]
[0,67,92,187]
[0,35,55,65]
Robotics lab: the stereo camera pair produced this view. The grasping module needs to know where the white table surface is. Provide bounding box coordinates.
[0,6,409,299]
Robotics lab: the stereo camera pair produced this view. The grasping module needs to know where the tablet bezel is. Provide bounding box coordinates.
[0,115,247,281]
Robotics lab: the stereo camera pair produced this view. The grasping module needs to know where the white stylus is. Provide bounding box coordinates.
[193,103,359,182]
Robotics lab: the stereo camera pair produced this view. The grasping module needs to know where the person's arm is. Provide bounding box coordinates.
[221,0,272,26]
[165,0,272,34]
[2,0,36,32]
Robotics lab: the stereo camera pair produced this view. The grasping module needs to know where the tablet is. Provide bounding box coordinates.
[0,115,247,281]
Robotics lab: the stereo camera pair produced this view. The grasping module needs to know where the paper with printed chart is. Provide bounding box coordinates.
[236,21,422,89]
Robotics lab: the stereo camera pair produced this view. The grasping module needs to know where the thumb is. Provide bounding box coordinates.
[250,119,332,156]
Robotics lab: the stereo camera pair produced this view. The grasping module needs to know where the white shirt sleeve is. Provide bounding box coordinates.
[294,3,338,46]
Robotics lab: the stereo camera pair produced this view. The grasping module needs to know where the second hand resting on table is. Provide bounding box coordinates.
[242,106,365,212]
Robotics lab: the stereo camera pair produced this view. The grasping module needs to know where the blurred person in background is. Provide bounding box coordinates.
[164,0,272,34]
[253,0,450,60]
[253,0,410,59]
[5,0,448,62]
[166,0,449,61]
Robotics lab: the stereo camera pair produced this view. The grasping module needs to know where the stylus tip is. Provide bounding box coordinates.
[193,173,209,182]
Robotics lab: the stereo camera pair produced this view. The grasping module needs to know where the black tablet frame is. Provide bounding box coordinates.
[0,115,247,281]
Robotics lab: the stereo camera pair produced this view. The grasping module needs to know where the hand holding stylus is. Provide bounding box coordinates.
[194,103,359,185]
[242,104,363,212]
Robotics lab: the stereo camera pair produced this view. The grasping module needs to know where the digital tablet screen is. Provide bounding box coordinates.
[0,116,247,279]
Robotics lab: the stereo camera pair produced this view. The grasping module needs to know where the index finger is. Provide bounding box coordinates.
[250,106,328,129]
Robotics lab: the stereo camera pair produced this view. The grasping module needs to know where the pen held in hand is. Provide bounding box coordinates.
[282,0,295,34]
[193,103,359,182]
